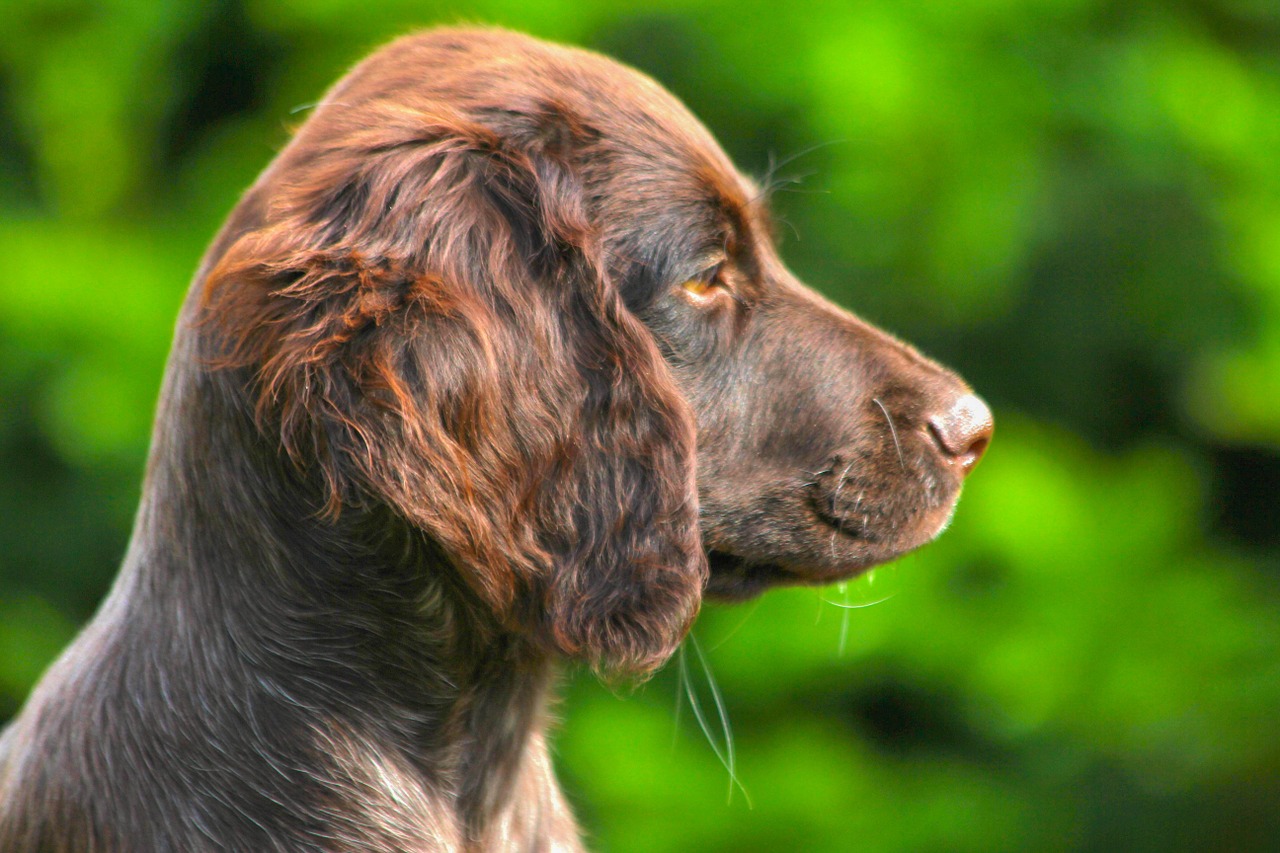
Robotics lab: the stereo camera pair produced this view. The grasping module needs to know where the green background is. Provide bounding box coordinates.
[2,1,1279,850]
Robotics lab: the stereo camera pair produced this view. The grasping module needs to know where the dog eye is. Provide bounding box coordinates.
[680,264,730,304]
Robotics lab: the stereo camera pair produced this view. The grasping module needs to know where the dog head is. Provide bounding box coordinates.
[199,28,991,675]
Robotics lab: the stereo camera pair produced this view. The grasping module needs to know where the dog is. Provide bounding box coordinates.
[0,28,991,851]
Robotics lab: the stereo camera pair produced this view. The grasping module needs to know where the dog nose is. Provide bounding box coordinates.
[927,393,993,475]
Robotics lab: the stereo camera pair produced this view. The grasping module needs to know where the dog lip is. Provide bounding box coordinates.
[809,499,880,543]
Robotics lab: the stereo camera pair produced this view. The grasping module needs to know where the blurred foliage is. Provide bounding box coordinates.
[2,0,1279,850]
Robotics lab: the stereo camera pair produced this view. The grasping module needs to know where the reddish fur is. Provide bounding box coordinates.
[200,97,704,671]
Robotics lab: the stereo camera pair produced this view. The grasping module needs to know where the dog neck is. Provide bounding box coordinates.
[45,343,587,850]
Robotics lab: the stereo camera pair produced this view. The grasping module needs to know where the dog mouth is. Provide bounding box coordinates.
[703,507,951,601]
[702,469,961,602]
[808,446,961,541]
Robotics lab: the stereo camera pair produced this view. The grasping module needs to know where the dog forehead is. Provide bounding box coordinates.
[519,40,755,229]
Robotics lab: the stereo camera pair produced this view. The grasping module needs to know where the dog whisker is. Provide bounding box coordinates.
[677,636,752,808]
[873,397,906,472]
[838,581,851,656]
[823,593,896,610]
[829,460,855,510]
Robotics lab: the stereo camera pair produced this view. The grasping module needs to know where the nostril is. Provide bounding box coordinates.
[927,393,993,475]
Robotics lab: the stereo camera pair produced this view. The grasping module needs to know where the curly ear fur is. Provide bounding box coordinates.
[202,102,705,674]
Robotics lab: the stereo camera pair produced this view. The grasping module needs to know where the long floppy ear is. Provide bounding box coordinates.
[201,103,705,675]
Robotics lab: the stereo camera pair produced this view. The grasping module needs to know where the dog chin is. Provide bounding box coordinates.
[703,552,796,601]
[703,497,960,601]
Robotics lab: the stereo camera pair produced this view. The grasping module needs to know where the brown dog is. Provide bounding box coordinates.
[0,28,991,851]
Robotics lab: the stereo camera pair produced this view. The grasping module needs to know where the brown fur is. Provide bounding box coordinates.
[0,28,990,851]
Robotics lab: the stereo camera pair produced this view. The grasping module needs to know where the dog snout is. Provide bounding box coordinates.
[926,392,993,475]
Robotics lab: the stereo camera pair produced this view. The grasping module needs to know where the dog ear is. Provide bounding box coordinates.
[201,104,705,675]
